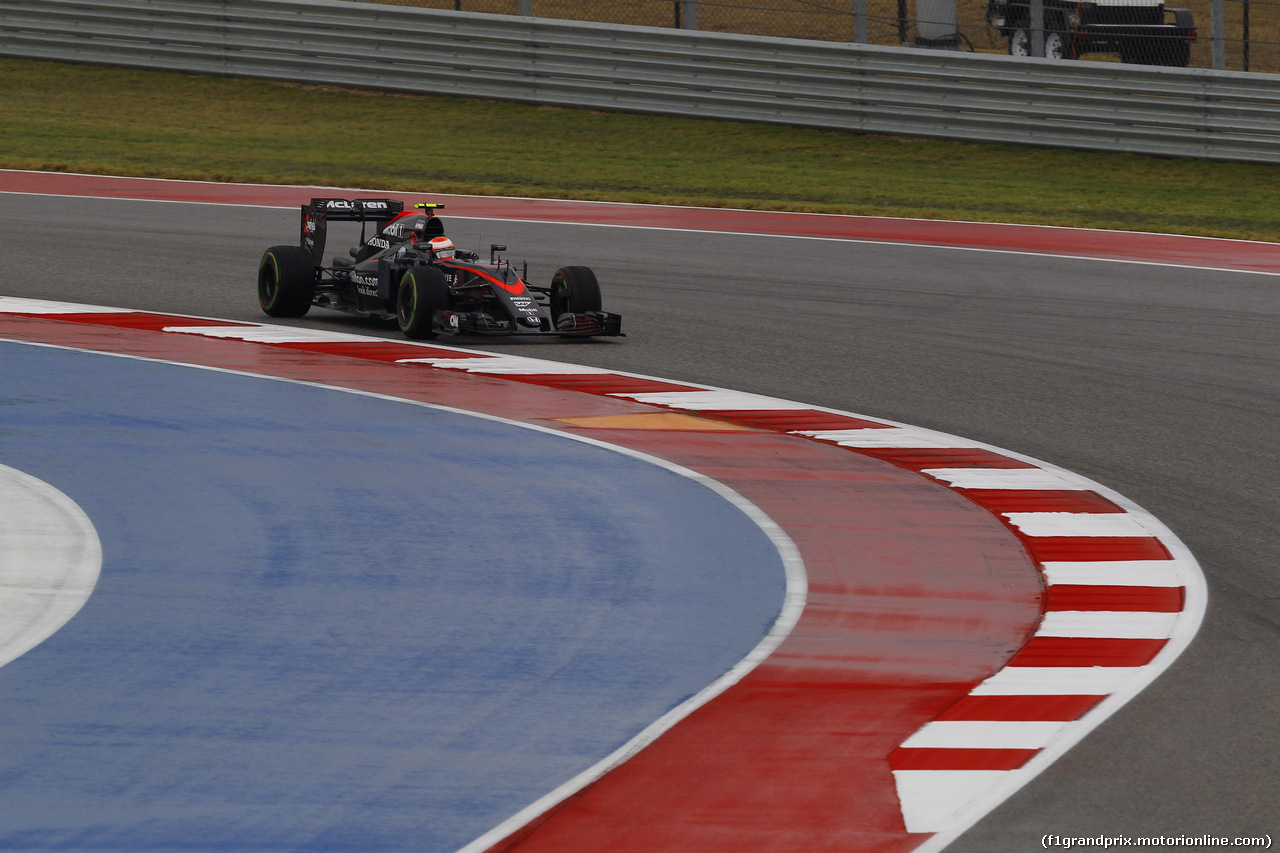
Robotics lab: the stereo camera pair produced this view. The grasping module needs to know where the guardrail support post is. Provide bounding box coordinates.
[853,0,868,42]
[1211,0,1225,69]
[1030,0,1045,56]
[683,0,698,29]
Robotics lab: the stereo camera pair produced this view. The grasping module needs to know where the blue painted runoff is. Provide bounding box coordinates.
[0,341,786,852]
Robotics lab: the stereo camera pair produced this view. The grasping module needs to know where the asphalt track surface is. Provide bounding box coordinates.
[1,182,1278,846]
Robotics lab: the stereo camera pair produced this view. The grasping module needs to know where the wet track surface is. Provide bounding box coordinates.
[2,192,1278,845]
[0,339,786,850]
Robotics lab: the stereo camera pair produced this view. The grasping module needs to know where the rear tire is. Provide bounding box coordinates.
[397,266,450,340]
[258,245,315,317]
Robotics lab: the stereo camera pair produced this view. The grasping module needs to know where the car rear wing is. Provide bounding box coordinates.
[300,197,406,265]
[308,197,405,222]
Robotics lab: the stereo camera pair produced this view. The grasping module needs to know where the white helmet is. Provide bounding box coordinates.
[427,235,455,261]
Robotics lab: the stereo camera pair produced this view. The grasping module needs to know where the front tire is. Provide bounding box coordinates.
[550,266,602,318]
[397,266,450,340]
[258,245,315,317]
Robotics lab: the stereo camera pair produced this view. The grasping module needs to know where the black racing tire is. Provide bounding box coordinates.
[549,266,602,319]
[397,266,450,340]
[258,245,315,318]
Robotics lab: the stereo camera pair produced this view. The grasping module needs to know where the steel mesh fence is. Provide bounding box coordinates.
[1226,0,1280,70]
[356,0,1280,71]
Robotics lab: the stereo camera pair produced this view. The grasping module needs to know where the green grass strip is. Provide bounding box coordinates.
[4,56,1279,241]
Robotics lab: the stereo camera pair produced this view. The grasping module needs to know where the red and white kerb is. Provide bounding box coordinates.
[0,297,1205,848]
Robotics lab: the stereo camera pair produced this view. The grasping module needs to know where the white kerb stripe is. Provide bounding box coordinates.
[971,666,1143,695]
[613,390,808,410]
[163,325,379,344]
[1037,610,1178,639]
[1043,560,1183,587]
[794,427,986,448]
[0,297,128,314]
[894,770,1011,833]
[922,467,1084,490]
[1002,512,1154,538]
[901,720,1070,750]
[397,355,609,374]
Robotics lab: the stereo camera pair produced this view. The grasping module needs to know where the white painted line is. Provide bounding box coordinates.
[1002,511,1155,538]
[1036,610,1178,639]
[923,467,1084,490]
[971,666,1142,695]
[0,464,102,671]
[893,770,1012,834]
[901,720,1071,750]
[0,296,128,314]
[795,427,986,448]
[612,390,810,410]
[398,355,609,374]
[1043,560,1183,587]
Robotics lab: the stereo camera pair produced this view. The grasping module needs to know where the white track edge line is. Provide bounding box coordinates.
[4,180,1277,277]
[6,169,1280,248]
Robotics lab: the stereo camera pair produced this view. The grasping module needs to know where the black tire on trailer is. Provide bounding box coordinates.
[1121,37,1189,66]
[1160,40,1191,66]
[258,245,315,318]
[549,266,602,321]
[397,266,450,340]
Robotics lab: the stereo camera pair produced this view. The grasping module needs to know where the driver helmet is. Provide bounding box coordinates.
[427,235,455,261]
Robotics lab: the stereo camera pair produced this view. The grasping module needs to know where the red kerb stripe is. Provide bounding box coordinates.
[1024,536,1172,562]
[507,375,699,394]
[858,448,1037,470]
[702,409,891,431]
[1006,637,1168,667]
[935,694,1105,722]
[1045,585,1185,612]
[957,489,1125,514]
[271,341,467,361]
[890,747,1038,771]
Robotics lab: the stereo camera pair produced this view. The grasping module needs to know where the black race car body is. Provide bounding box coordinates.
[257,198,622,340]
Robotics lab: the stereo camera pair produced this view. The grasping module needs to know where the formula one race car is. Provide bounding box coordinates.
[257,198,622,340]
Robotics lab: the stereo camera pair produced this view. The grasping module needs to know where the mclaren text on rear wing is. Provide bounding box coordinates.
[307,198,405,222]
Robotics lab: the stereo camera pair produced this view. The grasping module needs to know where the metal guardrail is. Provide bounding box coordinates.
[3,0,1280,162]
